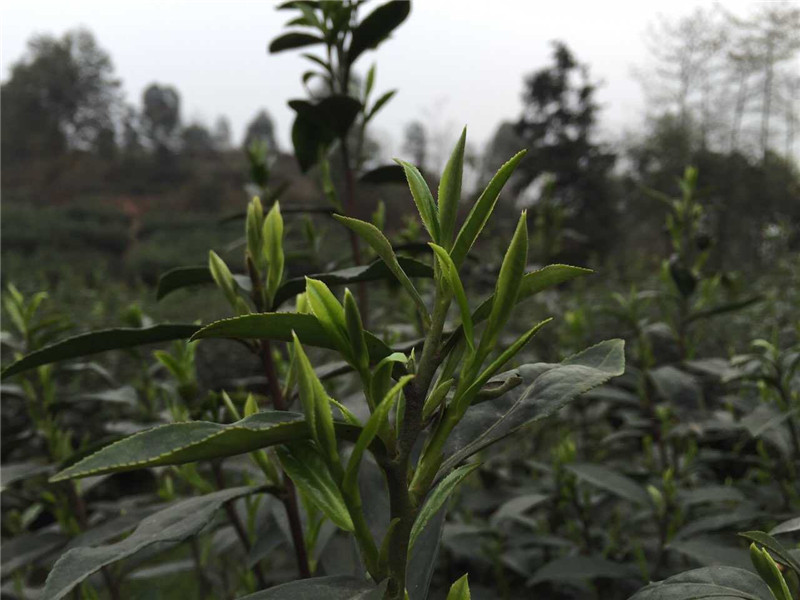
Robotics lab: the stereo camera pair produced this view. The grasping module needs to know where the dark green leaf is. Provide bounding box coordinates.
[269,32,324,53]
[272,256,432,309]
[566,463,650,506]
[629,566,772,600]
[190,312,393,362]
[156,266,213,300]
[2,325,200,379]
[528,555,636,585]
[238,576,386,599]
[739,531,800,575]
[685,296,763,324]
[441,340,625,473]
[51,411,364,481]
[359,164,406,184]
[347,0,411,62]
[43,487,258,600]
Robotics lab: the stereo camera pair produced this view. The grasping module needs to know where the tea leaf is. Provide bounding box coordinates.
[359,164,406,184]
[409,463,479,551]
[566,463,650,506]
[272,256,432,309]
[347,0,411,62]
[629,566,773,600]
[51,412,366,481]
[191,312,393,362]
[429,243,473,350]
[441,339,625,473]
[291,333,338,463]
[263,202,285,304]
[450,149,526,267]
[343,375,414,495]
[277,442,354,531]
[438,128,467,249]
[2,325,200,379]
[396,159,440,242]
[529,555,637,585]
[739,531,800,576]
[43,487,258,600]
[333,215,430,323]
[156,266,214,300]
[343,288,369,371]
[476,212,528,363]
[269,32,324,53]
[305,278,350,358]
[446,574,471,600]
[238,576,387,599]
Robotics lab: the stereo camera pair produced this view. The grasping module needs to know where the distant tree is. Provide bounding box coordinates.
[141,83,181,152]
[181,122,216,156]
[1,28,120,163]
[726,4,800,161]
[402,121,428,170]
[514,41,617,256]
[212,116,232,151]
[243,110,278,153]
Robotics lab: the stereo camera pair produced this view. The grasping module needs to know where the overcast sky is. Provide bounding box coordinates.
[2,1,757,158]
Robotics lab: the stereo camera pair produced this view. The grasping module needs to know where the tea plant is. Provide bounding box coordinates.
[2,130,624,598]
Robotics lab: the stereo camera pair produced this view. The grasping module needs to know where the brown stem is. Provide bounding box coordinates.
[212,463,267,589]
[259,340,312,578]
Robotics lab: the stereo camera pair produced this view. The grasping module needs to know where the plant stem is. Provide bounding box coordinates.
[258,340,312,578]
[212,463,267,589]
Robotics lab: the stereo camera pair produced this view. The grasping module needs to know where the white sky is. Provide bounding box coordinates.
[1,0,758,157]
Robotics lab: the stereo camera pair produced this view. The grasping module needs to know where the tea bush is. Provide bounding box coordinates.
[2,2,798,599]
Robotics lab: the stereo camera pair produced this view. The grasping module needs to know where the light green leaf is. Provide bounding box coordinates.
[344,288,369,371]
[446,574,471,600]
[2,325,200,380]
[475,212,528,363]
[306,278,350,358]
[51,411,364,482]
[396,159,440,242]
[410,462,479,551]
[344,375,414,495]
[263,202,285,304]
[450,149,526,267]
[333,215,430,324]
[429,243,473,350]
[43,487,258,600]
[277,442,354,531]
[438,128,467,249]
[291,332,339,465]
[369,352,408,407]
